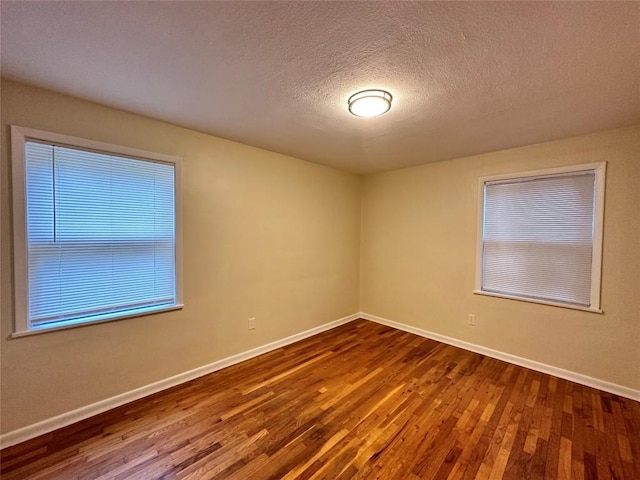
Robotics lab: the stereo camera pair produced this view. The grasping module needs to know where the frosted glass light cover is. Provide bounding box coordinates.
[348,90,392,117]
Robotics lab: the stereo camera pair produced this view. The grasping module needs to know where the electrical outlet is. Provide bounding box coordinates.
[467,314,476,326]
[248,317,256,330]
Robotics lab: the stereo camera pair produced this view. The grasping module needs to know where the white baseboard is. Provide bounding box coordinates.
[0,313,360,450]
[359,312,640,402]
[3,311,637,450]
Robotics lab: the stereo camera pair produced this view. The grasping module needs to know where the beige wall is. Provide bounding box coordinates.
[361,124,640,391]
[2,78,638,437]
[0,79,361,433]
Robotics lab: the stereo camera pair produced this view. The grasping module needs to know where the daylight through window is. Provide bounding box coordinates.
[12,126,182,334]
[475,163,605,312]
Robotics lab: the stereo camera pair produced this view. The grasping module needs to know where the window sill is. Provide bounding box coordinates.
[472,290,603,314]
[11,304,184,338]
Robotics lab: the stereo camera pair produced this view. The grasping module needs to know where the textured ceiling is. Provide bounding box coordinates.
[2,1,639,174]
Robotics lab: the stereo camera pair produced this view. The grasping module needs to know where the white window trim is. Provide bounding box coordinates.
[11,125,184,337]
[474,162,606,314]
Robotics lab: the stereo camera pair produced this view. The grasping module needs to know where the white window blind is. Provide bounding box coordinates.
[23,140,177,329]
[478,164,605,311]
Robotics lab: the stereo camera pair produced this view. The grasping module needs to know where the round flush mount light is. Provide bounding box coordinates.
[348,89,392,118]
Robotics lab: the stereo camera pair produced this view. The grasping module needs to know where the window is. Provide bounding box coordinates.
[475,163,605,312]
[11,126,182,335]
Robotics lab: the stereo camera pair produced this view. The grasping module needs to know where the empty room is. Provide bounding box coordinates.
[0,1,638,479]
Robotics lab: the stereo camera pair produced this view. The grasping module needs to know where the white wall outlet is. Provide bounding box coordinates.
[467,314,476,326]
[248,317,256,330]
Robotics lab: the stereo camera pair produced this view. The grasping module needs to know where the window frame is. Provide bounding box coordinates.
[474,162,606,313]
[11,125,184,337]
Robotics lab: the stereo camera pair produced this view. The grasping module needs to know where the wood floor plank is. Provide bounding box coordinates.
[1,319,639,479]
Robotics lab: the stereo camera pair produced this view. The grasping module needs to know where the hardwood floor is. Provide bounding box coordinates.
[1,319,639,479]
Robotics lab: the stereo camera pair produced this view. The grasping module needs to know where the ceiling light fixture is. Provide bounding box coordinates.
[348,89,392,118]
